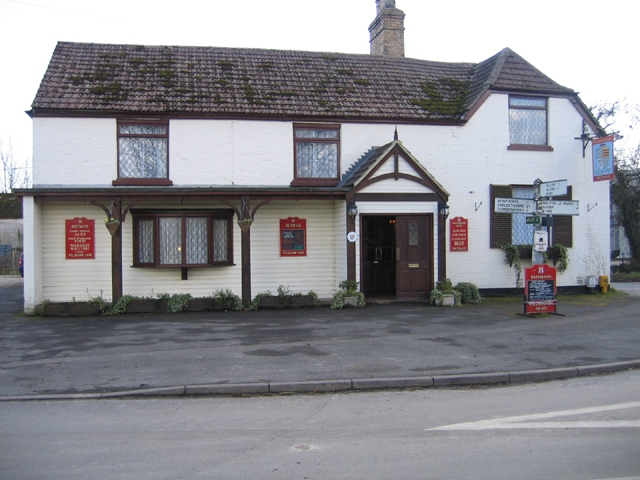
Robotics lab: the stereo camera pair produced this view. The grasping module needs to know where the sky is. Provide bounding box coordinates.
[0,0,637,173]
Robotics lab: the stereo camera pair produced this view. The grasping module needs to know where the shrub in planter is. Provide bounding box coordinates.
[212,288,244,311]
[156,293,192,313]
[106,295,157,315]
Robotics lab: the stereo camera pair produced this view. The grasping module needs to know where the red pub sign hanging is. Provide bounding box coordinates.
[524,264,557,314]
[66,217,95,259]
[280,217,306,257]
[449,216,468,252]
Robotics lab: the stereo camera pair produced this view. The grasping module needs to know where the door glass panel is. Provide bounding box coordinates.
[409,223,419,245]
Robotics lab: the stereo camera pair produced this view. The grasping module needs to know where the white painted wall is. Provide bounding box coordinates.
[40,203,112,302]
[33,117,116,186]
[27,92,609,299]
[22,197,42,313]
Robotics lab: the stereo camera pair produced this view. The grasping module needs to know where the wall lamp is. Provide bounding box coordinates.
[348,202,358,220]
[439,202,450,220]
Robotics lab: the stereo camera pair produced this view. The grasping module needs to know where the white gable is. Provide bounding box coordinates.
[359,177,435,194]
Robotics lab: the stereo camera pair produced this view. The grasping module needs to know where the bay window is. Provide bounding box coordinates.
[133,211,233,268]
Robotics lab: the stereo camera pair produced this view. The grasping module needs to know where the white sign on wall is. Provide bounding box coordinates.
[494,198,535,214]
[537,200,579,216]
[534,230,548,252]
[539,179,568,197]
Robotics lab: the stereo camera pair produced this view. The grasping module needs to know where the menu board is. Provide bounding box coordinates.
[280,217,306,256]
[524,264,557,314]
[66,217,95,259]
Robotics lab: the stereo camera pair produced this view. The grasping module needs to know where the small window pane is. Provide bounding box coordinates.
[186,217,208,265]
[296,142,338,178]
[120,125,167,135]
[159,217,182,265]
[213,219,228,262]
[512,187,535,245]
[137,219,154,263]
[510,98,546,108]
[295,129,338,139]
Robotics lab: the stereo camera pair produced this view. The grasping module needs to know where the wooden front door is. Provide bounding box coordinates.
[361,216,396,297]
[396,215,434,299]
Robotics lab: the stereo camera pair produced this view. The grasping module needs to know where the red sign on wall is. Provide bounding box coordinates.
[66,217,95,259]
[280,217,306,256]
[450,217,468,252]
[524,264,557,314]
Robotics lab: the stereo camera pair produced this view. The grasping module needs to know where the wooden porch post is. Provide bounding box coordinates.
[91,199,140,303]
[221,197,271,306]
[346,202,357,282]
[438,205,447,282]
[112,200,123,302]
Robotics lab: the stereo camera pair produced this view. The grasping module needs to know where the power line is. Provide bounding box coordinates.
[6,0,118,20]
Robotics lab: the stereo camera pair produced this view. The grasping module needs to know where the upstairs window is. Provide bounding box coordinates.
[508,97,552,151]
[292,124,340,186]
[133,211,233,268]
[115,119,172,185]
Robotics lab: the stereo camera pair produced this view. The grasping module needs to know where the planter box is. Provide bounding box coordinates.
[43,303,69,316]
[125,299,158,313]
[212,300,239,311]
[440,294,456,307]
[186,298,214,312]
[68,302,102,316]
[343,296,358,308]
[291,296,317,308]
[260,295,316,309]
[260,297,289,309]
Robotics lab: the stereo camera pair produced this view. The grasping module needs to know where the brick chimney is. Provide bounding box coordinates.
[369,0,405,57]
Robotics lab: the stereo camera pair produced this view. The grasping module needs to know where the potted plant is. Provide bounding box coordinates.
[331,280,365,309]
[429,279,462,307]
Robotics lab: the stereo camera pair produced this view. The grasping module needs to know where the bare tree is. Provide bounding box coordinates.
[592,102,640,265]
[0,140,31,193]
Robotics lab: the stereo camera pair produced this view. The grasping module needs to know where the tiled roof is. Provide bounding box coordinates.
[30,43,574,122]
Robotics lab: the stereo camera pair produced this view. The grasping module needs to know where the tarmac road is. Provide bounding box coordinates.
[0,276,639,399]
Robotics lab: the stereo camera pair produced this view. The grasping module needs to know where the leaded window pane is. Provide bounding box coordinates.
[120,125,167,135]
[159,217,182,265]
[295,129,338,139]
[119,137,168,178]
[409,223,419,245]
[510,98,546,108]
[137,219,154,263]
[296,142,338,178]
[185,217,208,264]
[510,108,547,145]
[512,187,535,245]
[213,219,228,262]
